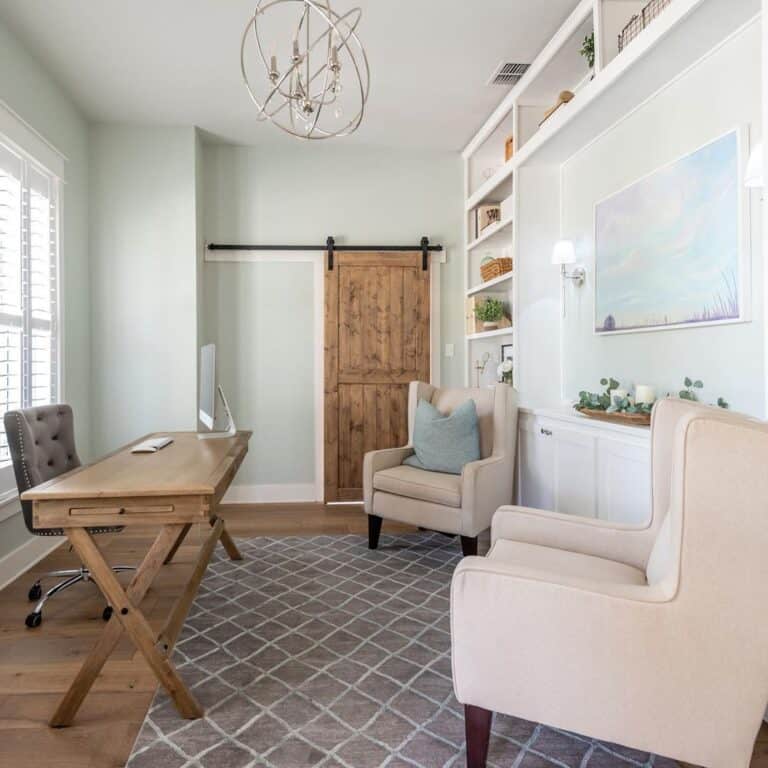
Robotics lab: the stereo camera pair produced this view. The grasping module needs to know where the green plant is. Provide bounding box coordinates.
[676,377,729,409]
[580,33,595,69]
[474,298,504,323]
[679,376,704,401]
[576,376,652,416]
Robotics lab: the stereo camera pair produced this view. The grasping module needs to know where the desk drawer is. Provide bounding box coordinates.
[34,495,209,528]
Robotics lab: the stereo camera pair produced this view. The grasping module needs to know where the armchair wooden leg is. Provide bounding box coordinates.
[465,704,492,768]
[460,536,478,556]
[368,515,382,550]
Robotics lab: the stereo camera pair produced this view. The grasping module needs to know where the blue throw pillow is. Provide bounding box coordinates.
[403,398,480,475]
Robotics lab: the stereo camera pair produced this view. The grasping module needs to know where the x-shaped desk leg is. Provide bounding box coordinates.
[50,524,200,727]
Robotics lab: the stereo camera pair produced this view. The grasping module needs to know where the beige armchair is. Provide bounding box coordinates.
[451,398,768,768]
[363,382,517,555]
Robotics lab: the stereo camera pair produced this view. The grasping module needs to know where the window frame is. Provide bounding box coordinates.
[0,106,64,516]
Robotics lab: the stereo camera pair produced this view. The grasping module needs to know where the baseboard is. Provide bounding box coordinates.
[222,483,319,504]
[0,533,64,591]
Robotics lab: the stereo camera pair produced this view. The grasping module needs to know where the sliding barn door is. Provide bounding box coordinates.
[325,252,430,502]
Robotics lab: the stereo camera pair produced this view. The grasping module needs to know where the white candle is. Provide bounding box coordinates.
[635,385,656,405]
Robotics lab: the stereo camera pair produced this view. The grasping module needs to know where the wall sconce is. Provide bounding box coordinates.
[745,142,764,191]
[552,240,585,318]
[552,240,586,285]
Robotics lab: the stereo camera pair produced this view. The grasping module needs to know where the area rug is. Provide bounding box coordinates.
[127,532,680,768]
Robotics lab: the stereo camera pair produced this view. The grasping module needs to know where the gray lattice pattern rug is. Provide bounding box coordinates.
[127,532,680,768]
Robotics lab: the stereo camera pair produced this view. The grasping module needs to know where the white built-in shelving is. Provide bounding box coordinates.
[466,327,515,342]
[466,271,514,297]
[462,0,761,389]
[466,216,514,253]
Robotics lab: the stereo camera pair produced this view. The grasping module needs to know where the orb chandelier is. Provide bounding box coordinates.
[241,0,370,140]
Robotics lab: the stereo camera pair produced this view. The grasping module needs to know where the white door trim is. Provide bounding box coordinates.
[205,249,325,502]
[205,247,443,502]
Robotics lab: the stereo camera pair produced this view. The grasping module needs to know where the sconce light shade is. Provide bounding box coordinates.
[745,142,764,189]
[552,239,577,265]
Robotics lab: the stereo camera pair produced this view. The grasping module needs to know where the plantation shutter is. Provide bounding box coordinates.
[0,138,59,468]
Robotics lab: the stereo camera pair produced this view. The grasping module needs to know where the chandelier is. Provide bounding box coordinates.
[241,0,370,140]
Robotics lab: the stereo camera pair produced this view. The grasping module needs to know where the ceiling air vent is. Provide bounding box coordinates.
[487,61,530,87]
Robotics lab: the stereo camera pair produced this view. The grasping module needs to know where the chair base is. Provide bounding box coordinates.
[465,704,493,768]
[26,565,135,628]
[368,514,383,549]
[460,536,478,557]
[368,514,478,556]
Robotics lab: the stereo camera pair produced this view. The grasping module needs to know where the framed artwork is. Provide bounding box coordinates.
[594,128,750,335]
[500,343,513,361]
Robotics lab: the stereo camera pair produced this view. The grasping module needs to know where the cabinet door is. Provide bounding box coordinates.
[518,417,555,511]
[597,438,651,526]
[550,423,597,518]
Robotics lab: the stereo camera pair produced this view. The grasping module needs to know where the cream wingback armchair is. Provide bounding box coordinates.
[451,398,768,768]
[363,382,517,556]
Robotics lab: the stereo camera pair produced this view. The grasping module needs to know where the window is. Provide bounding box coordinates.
[0,139,59,465]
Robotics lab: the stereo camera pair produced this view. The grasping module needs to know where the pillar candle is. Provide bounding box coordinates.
[635,385,656,405]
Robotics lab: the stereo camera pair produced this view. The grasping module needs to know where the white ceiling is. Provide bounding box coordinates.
[0,0,580,151]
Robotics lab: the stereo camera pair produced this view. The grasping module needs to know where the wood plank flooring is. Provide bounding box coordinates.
[0,504,765,768]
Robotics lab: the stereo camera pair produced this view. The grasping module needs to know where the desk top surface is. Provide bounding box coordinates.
[22,431,252,501]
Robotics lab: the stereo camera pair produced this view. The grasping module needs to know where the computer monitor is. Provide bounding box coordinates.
[199,344,216,430]
[198,344,236,439]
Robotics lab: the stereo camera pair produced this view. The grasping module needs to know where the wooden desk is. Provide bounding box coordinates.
[22,430,251,728]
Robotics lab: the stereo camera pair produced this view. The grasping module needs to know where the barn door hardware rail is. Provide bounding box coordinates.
[206,237,442,271]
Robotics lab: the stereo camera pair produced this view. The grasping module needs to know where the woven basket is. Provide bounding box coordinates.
[480,257,513,283]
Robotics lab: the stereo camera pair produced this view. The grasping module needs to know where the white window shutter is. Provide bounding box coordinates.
[0,140,59,464]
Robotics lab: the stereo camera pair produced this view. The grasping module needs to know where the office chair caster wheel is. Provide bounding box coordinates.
[28,583,42,601]
[25,611,42,628]
[102,606,113,622]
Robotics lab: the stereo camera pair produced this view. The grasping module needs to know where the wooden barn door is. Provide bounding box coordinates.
[325,252,430,502]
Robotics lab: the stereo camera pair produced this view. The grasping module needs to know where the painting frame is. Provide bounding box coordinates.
[593,126,752,337]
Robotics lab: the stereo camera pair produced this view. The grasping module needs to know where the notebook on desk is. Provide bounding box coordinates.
[131,436,174,453]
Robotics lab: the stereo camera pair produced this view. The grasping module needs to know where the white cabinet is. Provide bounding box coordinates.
[517,409,651,525]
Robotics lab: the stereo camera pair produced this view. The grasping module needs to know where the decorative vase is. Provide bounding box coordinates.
[483,321,499,331]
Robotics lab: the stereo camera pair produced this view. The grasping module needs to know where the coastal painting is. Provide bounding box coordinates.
[594,130,748,335]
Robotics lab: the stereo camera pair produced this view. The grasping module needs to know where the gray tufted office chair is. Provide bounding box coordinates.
[4,404,134,628]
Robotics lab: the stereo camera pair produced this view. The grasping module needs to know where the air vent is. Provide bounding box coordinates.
[487,62,530,87]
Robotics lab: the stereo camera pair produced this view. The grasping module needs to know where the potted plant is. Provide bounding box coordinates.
[474,297,505,331]
[580,32,595,76]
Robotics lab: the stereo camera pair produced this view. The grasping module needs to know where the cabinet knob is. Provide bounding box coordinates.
[540,428,553,436]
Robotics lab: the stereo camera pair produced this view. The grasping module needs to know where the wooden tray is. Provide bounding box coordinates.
[575,408,651,427]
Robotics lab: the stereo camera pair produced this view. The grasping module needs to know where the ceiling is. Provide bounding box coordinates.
[0,0,581,152]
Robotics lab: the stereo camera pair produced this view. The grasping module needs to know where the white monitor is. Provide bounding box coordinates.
[198,344,236,439]
[199,344,216,430]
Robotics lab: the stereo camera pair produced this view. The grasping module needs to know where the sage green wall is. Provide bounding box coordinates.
[89,125,199,454]
[202,142,463,495]
[0,18,91,559]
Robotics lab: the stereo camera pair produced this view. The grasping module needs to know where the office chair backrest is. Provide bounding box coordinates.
[4,404,81,533]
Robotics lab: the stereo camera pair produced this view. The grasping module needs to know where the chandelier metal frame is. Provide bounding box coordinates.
[241,0,370,140]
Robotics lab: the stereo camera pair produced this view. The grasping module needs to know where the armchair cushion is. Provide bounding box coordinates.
[373,465,462,508]
[403,398,480,475]
[489,540,647,587]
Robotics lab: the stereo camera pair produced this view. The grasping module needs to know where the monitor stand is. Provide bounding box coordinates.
[197,385,237,440]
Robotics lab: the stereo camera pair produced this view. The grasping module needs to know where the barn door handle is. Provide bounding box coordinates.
[420,236,429,271]
[327,235,335,271]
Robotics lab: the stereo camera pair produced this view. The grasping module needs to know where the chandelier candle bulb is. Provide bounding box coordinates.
[635,385,657,405]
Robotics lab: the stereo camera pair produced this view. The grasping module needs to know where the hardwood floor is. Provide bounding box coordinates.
[0,504,765,768]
